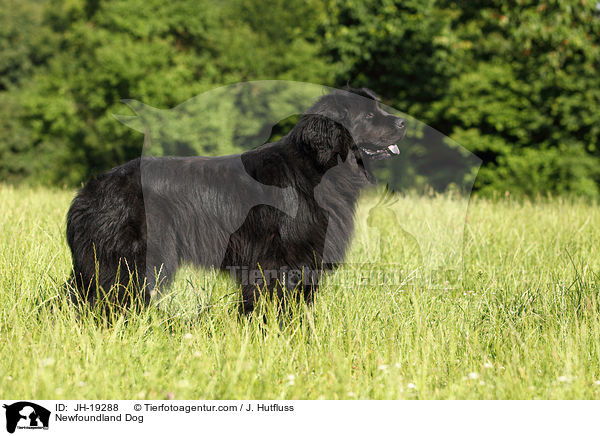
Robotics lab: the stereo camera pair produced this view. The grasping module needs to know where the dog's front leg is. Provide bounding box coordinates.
[239,283,261,316]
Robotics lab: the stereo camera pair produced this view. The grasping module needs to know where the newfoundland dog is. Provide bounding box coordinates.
[66,87,405,314]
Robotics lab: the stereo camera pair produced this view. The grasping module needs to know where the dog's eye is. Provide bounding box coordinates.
[365,112,374,119]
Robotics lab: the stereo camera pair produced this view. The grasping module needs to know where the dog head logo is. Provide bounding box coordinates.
[3,402,50,433]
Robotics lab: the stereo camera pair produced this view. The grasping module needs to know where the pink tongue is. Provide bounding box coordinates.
[387,144,400,154]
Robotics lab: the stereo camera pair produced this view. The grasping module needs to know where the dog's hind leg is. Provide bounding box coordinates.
[239,284,260,316]
[67,210,149,310]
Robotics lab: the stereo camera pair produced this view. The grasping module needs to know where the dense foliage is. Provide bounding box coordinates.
[0,0,599,195]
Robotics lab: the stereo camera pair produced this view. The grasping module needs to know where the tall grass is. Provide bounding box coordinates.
[1,185,599,399]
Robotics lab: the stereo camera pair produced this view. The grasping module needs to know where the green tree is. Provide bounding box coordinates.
[0,0,57,90]
[429,0,600,196]
[322,0,458,116]
[323,0,600,196]
[4,0,333,185]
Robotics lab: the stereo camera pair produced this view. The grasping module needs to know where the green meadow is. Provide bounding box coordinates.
[1,185,599,399]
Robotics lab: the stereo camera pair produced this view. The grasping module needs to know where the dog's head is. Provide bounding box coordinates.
[333,87,405,160]
[292,87,406,171]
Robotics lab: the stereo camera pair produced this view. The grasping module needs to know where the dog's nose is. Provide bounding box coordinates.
[395,118,406,129]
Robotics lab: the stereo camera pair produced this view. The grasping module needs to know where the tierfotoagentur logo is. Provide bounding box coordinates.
[63,80,481,314]
[2,402,50,433]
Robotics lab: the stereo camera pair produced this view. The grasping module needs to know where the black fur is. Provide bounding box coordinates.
[66,87,405,314]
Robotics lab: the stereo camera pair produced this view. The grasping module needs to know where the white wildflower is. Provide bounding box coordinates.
[40,357,55,367]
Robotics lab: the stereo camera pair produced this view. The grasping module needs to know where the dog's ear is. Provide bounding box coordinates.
[315,92,349,122]
[359,87,380,101]
[297,114,349,166]
[343,86,380,102]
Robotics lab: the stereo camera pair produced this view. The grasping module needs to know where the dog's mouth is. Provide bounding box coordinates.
[359,143,401,160]
[356,136,404,183]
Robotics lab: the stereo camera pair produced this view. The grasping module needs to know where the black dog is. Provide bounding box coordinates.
[66,87,405,314]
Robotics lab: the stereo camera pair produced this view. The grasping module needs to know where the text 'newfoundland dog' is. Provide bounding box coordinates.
[66,87,405,314]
